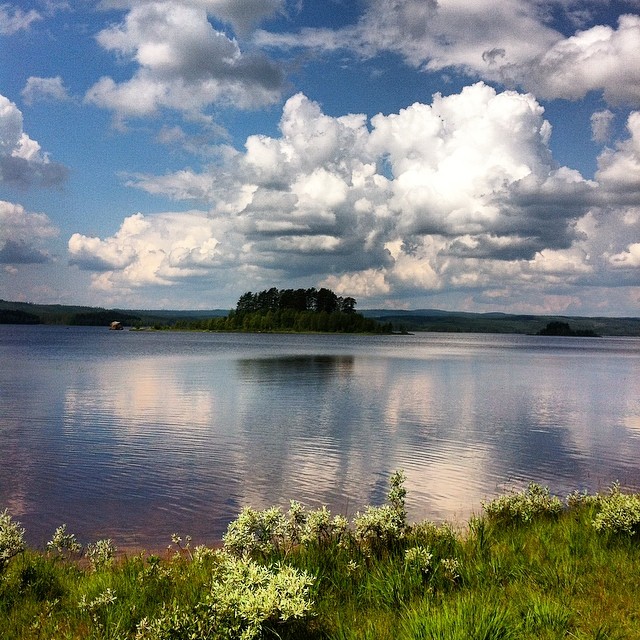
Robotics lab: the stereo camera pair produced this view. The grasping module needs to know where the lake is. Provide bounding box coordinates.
[1,325,639,551]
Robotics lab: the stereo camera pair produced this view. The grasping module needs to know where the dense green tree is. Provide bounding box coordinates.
[315,288,338,313]
[340,296,356,314]
[278,289,308,312]
[257,287,280,311]
[236,292,258,314]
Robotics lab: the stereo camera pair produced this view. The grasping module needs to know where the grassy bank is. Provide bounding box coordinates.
[2,476,640,639]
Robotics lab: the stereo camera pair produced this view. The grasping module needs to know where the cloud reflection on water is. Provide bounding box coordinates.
[2,328,639,549]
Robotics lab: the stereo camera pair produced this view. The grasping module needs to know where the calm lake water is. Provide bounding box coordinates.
[1,325,639,550]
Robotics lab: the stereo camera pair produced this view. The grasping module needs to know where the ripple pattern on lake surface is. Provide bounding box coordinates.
[1,326,639,549]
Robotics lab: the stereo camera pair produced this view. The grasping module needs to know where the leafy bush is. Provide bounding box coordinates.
[404,545,433,578]
[592,486,640,536]
[354,470,408,553]
[0,509,25,572]
[192,544,217,564]
[136,553,315,640]
[482,483,562,524]
[387,470,407,520]
[47,524,81,556]
[566,489,598,509]
[281,501,349,549]
[85,539,116,572]
[439,557,461,583]
[354,504,406,552]
[301,506,349,547]
[223,506,286,557]
[207,555,314,638]
[223,471,408,558]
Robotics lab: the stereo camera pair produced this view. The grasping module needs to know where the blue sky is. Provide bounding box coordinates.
[1,0,639,314]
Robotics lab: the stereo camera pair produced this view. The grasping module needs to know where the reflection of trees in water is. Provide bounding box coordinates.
[232,354,390,517]
[236,355,355,385]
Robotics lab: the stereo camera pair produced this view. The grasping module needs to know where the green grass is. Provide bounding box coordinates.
[2,479,640,639]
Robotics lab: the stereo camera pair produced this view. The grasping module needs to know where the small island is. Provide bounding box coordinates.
[537,321,600,337]
[173,287,393,334]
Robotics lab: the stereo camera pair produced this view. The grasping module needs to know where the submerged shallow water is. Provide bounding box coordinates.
[1,325,639,549]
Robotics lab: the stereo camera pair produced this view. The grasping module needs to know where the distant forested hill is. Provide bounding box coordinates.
[0,300,227,327]
[362,309,640,336]
[0,308,41,324]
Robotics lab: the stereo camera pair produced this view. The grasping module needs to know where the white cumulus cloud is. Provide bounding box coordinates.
[85,1,284,123]
[68,210,237,290]
[256,0,640,107]
[73,84,608,301]
[0,3,42,34]
[0,200,58,264]
[0,93,68,188]
[21,76,71,105]
[591,109,615,143]
[609,243,640,267]
[596,111,640,192]
[525,14,640,104]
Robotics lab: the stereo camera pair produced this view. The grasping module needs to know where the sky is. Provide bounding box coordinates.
[1,0,640,314]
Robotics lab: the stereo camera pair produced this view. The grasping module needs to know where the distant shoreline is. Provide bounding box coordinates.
[2,299,639,335]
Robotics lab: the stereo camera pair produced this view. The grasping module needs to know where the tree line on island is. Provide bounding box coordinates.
[173,287,393,334]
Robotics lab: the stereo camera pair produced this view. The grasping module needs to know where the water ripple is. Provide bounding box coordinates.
[2,326,640,549]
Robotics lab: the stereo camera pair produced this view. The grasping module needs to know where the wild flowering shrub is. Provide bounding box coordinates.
[354,504,406,551]
[387,470,408,521]
[135,553,315,640]
[224,501,351,556]
[301,506,349,547]
[405,545,433,577]
[78,588,118,632]
[223,471,408,558]
[354,470,408,552]
[138,554,173,587]
[566,489,600,509]
[85,539,116,572]
[167,533,195,561]
[346,559,359,576]
[47,524,81,556]
[482,483,562,524]
[0,509,25,572]
[285,500,307,546]
[206,555,315,638]
[439,557,461,583]
[592,485,640,536]
[192,544,217,564]
[223,506,286,556]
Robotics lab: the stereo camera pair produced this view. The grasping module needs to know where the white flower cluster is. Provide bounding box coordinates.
[224,470,408,557]
[136,554,314,640]
[0,509,25,572]
[482,483,563,523]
